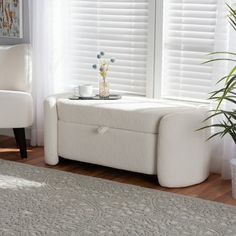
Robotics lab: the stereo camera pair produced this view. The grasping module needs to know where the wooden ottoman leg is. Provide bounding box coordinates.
[13,128,27,159]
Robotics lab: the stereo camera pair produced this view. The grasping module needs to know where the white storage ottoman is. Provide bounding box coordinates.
[44,94,210,187]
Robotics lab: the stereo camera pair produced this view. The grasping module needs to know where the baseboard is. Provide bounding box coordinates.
[0,128,31,139]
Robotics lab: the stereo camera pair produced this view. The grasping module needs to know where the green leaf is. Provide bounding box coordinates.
[202,58,236,64]
[226,65,236,83]
[208,52,236,56]
[206,131,225,141]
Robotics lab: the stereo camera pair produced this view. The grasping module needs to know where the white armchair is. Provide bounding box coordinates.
[0,44,33,158]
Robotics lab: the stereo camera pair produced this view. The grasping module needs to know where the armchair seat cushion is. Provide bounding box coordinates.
[0,90,33,128]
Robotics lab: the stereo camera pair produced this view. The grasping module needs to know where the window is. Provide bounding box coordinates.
[55,0,227,102]
[162,0,224,102]
[64,0,155,95]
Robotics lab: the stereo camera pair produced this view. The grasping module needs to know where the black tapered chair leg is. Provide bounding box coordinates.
[13,128,27,159]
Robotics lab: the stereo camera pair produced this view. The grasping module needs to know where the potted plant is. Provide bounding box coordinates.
[199,4,236,198]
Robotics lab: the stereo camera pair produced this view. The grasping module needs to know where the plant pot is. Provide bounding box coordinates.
[231,159,236,199]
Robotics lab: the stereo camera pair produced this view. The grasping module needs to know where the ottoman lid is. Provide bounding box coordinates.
[57,96,197,134]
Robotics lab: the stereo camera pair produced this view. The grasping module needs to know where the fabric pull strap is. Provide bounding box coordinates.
[97,126,109,135]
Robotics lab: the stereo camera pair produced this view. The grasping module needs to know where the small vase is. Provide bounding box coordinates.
[99,77,110,98]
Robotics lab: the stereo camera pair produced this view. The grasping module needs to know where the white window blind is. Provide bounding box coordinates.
[162,0,223,101]
[64,0,155,95]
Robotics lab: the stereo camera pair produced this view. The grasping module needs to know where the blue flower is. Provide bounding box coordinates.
[100,67,104,72]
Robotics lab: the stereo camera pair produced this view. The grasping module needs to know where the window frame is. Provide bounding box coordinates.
[153,0,164,99]
[148,0,221,104]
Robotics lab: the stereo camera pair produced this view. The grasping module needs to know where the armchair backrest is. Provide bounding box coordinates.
[0,44,31,92]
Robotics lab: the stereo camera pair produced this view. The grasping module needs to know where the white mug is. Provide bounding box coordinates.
[79,84,93,97]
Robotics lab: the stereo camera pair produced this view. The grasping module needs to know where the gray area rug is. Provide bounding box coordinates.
[0,159,236,236]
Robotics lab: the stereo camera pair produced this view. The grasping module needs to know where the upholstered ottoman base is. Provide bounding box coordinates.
[58,121,157,174]
[44,94,210,187]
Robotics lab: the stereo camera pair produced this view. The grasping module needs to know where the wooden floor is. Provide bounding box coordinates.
[1,135,236,206]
